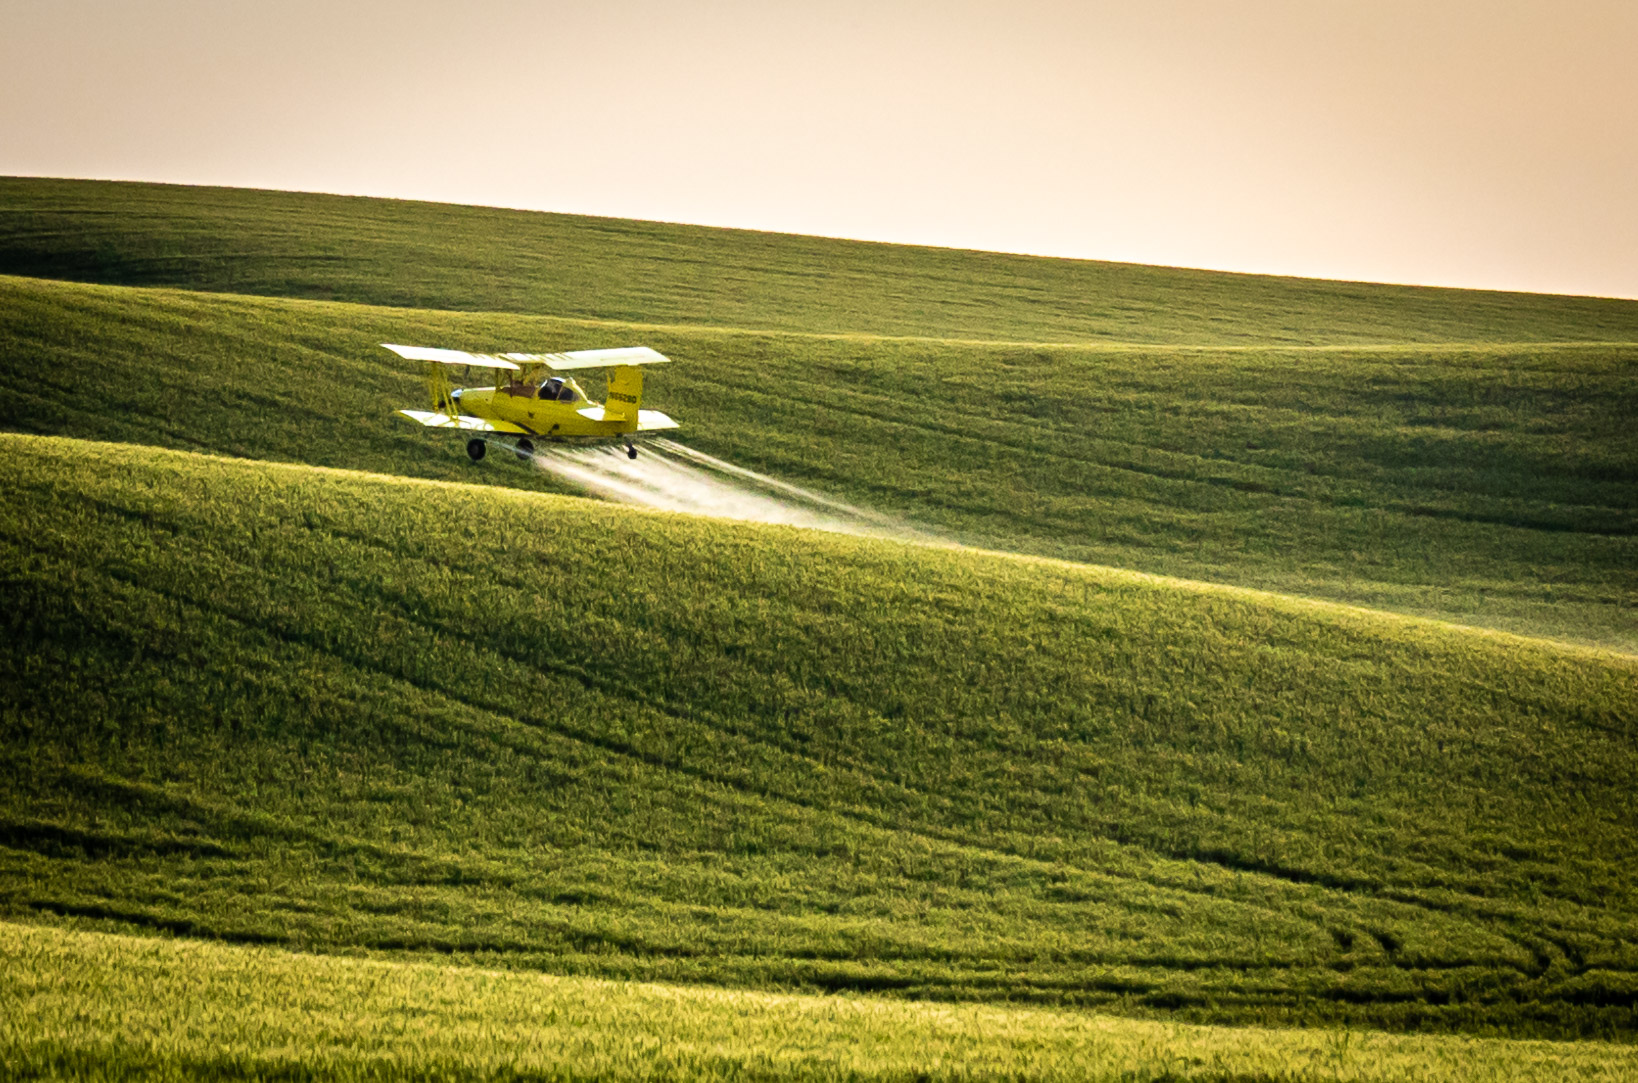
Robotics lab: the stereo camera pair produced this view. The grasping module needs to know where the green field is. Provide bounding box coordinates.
[1,273,1632,651]
[1,178,1636,1075]
[7,924,1637,1082]
[6,177,1638,345]
[3,434,1636,1040]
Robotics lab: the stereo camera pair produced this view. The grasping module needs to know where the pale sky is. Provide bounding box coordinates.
[3,0,1635,299]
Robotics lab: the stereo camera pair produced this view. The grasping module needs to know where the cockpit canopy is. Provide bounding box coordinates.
[539,376,579,403]
[504,375,582,403]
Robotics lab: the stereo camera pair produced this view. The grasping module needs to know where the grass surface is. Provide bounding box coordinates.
[3,434,1635,1041]
[6,176,1638,345]
[2,274,1632,650]
[7,923,1638,1082]
[2,178,1636,1070]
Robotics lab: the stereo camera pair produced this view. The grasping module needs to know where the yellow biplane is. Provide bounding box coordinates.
[386,343,678,460]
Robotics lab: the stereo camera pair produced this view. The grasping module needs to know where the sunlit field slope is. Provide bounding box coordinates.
[8,926,1638,1083]
[3,434,1635,1041]
[6,176,1638,345]
[2,274,1632,650]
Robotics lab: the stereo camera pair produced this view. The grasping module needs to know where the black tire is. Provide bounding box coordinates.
[516,438,535,459]
[466,439,486,462]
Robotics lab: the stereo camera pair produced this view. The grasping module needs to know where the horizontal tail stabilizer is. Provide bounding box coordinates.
[574,406,677,431]
[636,409,679,432]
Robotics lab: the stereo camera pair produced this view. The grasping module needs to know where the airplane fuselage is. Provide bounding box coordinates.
[450,378,637,439]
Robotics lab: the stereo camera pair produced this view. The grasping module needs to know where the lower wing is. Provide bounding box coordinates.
[397,410,529,434]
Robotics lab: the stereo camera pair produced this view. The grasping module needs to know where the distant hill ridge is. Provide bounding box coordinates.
[4,176,1638,344]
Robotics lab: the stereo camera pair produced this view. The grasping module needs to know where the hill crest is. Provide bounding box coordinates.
[6,176,1638,345]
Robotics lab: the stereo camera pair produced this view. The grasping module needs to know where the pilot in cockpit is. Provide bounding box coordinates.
[540,377,578,403]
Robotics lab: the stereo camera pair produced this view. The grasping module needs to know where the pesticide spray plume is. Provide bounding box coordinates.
[513,437,939,544]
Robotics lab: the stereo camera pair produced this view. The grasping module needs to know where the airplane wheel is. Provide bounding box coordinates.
[627,444,638,460]
[466,439,486,462]
[516,438,535,459]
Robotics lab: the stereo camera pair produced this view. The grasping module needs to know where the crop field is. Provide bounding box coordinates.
[3,433,1636,1040]
[1,177,1636,1075]
[1,274,1633,650]
[7,925,1638,1083]
[7,177,1638,345]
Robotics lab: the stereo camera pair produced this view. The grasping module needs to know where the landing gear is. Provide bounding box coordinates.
[626,442,638,460]
[466,438,486,462]
[515,438,535,460]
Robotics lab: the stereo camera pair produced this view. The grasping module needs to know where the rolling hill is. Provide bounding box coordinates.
[1,178,1636,1075]
[5,176,1638,345]
[3,433,1635,1043]
[1,273,1632,651]
[8,924,1636,1082]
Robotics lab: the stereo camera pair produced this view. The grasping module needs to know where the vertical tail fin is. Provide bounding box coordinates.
[604,366,644,428]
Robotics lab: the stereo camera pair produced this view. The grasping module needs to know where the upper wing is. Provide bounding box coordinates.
[381,344,521,371]
[502,346,670,371]
[383,343,669,371]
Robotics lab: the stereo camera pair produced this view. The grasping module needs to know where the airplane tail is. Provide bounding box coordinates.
[604,366,644,429]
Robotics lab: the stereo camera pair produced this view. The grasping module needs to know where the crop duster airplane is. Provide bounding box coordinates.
[386,343,678,460]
